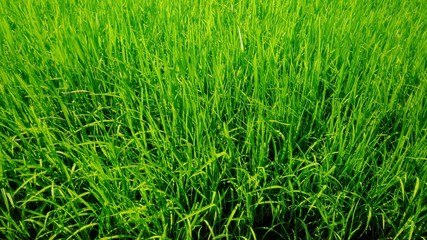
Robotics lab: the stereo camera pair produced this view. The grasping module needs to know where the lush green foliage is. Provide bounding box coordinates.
[1,0,426,239]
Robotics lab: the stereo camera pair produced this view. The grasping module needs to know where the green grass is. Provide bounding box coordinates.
[1,0,427,239]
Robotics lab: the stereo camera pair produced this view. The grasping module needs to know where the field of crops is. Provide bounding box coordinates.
[1,0,426,239]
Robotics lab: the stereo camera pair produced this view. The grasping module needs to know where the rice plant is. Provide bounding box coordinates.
[1,0,426,239]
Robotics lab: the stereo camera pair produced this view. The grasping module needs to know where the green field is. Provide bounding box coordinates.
[1,0,427,239]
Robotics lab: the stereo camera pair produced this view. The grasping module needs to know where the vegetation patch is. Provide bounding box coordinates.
[1,0,426,239]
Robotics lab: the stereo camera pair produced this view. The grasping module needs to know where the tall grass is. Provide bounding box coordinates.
[1,0,426,239]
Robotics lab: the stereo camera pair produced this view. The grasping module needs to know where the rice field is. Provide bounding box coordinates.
[1,0,427,239]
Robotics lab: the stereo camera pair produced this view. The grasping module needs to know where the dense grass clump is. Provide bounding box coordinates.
[1,0,426,239]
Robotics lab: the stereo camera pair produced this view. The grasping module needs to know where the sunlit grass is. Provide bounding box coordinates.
[1,0,426,239]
